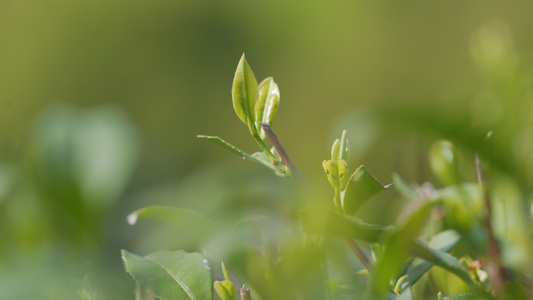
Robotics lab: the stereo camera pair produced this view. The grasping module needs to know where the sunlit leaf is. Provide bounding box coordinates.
[214,262,236,300]
[122,250,213,300]
[299,207,393,243]
[331,130,350,162]
[232,54,258,126]
[322,159,349,190]
[214,281,235,300]
[343,165,390,215]
[255,77,280,139]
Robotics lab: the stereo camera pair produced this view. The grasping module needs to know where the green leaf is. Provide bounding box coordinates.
[331,130,350,161]
[392,173,417,200]
[400,230,461,291]
[322,159,349,190]
[412,239,478,292]
[343,165,390,215]
[232,54,259,126]
[255,77,280,139]
[299,207,393,243]
[127,206,227,245]
[197,135,277,171]
[429,140,460,186]
[122,250,213,300]
[214,281,235,300]
[221,261,231,281]
[371,200,436,296]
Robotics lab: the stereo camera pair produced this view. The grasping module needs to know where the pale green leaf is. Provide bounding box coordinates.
[214,281,235,300]
[255,77,280,139]
[122,250,213,300]
[232,54,258,125]
[322,159,349,190]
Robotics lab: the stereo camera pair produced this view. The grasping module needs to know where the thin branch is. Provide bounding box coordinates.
[260,122,306,187]
[343,237,373,274]
[476,154,505,299]
[261,122,374,276]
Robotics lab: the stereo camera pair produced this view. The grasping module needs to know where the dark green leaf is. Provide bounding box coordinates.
[412,239,478,292]
[400,230,461,291]
[122,250,213,300]
[371,200,436,296]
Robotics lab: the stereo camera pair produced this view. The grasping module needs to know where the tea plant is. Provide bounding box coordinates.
[122,55,531,299]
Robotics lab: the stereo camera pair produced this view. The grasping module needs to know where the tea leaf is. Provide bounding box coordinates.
[322,159,349,190]
[255,77,280,138]
[399,230,461,291]
[122,250,213,300]
[343,165,390,215]
[232,54,258,125]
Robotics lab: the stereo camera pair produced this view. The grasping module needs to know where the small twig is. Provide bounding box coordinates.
[475,155,505,299]
[343,237,373,274]
[261,123,374,277]
[240,285,252,300]
[260,122,306,187]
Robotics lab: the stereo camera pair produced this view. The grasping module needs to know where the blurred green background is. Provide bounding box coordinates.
[1,0,533,298]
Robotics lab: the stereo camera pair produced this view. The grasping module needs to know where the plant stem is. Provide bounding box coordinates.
[343,237,373,274]
[260,122,373,275]
[334,188,342,213]
[260,122,306,187]
[248,122,277,161]
[334,187,373,274]
[475,155,504,299]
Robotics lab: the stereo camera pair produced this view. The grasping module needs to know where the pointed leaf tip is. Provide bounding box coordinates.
[343,166,388,215]
[255,77,280,138]
[232,55,259,126]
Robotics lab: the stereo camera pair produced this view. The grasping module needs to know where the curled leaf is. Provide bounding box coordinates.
[255,77,280,139]
[331,130,350,161]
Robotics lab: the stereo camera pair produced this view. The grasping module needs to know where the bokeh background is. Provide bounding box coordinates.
[1,0,533,298]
